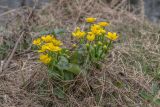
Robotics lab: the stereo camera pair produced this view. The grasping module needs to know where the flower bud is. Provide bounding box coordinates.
[98,41,102,45]
[103,45,107,49]
[72,44,77,47]
[86,43,90,48]
[94,44,97,47]
[66,49,69,52]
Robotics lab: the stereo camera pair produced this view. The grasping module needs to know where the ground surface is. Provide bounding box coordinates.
[0,0,160,107]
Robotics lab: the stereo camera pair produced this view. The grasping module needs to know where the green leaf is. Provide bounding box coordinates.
[139,91,154,101]
[57,56,69,70]
[70,51,79,64]
[151,82,159,96]
[39,30,52,35]
[66,64,81,75]
[70,48,86,65]
[64,71,74,80]
[153,99,160,105]
[54,28,65,35]
[97,49,103,58]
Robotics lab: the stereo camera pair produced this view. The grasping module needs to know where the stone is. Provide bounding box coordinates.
[144,0,160,22]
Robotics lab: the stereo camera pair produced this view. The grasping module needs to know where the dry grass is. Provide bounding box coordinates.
[0,0,160,107]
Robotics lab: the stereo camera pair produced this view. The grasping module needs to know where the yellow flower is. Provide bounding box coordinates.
[41,35,54,42]
[72,27,86,39]
[46,43,62,52]
[90,24,106,35]
[38,45,48,52]
[38,43,62,52]
[52,38,63,46]
[85,17,96,23]
[39,54,51,64]
[99,29,106,34]
[91,24,101,30]
[98,22,109,27]
[33,38,41,45]
[86,32,95,41]
[51,46,62,52]
[106,32,118,41]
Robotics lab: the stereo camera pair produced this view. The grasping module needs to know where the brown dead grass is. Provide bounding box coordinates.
[0,0,160,107]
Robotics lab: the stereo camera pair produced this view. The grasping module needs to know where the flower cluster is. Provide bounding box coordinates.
[32,17,118,80]
[33,35,63,64]
[71,17,118,62]
[72,18,118,42]
[72,27,86,39]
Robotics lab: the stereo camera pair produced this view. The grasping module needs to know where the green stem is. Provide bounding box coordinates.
[102,35,105,43]
[100,40,112,58]
[97,45,101,59]
[99,48,105,59]
[80,38,84,44]
[94,46,97,58]
[60,70,64,80]
[56,53,60,63]
[105,40,112,53]
[87,43,92,61]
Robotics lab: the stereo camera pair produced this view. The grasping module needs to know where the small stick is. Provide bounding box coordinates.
[0,9,17,17]
[2,31,24,71]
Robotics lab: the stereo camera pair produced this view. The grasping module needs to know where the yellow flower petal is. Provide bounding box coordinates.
[41,35,54,42]
[52,38,63,46]
[39,54,51,64]
[33,38,41,45]
[85,17,96,23]
[46,43,62,52]
[86,33,95,41]
[106,32,118,41]
[72,27,86,39]
[98,22,109,27]
[90,24,106,36]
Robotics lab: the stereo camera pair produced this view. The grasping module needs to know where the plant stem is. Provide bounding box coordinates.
[100,40,112,58]
[105,40,112,53]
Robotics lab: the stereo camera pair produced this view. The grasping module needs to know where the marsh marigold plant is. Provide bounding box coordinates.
[33,17,118,81]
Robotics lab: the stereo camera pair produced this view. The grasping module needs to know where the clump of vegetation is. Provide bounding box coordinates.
[32,17,118,98]
[32,17,118,80]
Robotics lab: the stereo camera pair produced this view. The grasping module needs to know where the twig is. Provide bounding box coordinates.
[0,61,4,73]
[2,31,24,71]
[140,0,145,21]
[0,9,18,17]
[26,0,37,22]
[0,5,10,9]
[113,0,126,10]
